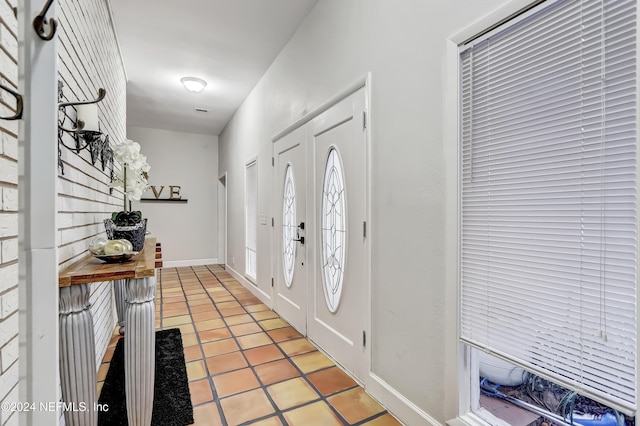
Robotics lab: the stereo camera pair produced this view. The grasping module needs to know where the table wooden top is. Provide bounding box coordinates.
[59,237,160,287]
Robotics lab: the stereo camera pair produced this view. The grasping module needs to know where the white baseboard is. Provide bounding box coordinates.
[219,265,439,426]
[367,372,444,426]
[162,258,218,268]
[224,264,272,305]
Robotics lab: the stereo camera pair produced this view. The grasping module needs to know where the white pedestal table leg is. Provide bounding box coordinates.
[114,279,128,334]
[125,276,156,426]
[59,284,97,426]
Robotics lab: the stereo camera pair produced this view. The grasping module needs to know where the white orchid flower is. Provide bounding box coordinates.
[109,138,151,207]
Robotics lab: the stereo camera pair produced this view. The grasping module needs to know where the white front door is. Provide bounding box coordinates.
[273,127,307,334]
[307,88,368,382]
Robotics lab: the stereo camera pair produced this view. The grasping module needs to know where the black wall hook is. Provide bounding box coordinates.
[0,84,23,120]
[33,0,58,41]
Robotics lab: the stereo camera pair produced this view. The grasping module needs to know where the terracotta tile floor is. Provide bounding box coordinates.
[98,265,402,425]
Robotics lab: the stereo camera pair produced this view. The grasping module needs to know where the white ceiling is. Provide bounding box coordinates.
[109,0,318,136]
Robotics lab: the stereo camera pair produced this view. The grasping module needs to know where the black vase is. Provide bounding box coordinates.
[104,217,147,251]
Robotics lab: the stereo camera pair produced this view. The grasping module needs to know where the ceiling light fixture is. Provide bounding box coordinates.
[180,77,207,93]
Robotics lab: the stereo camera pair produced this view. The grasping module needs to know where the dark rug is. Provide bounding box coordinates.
[98,328,194,426]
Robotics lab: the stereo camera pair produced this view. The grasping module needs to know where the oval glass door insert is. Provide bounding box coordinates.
[321,147,346,312]
[282,164,296,287]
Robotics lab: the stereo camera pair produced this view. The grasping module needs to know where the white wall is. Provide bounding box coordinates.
[128,126,219,266]
[218,0,510,424]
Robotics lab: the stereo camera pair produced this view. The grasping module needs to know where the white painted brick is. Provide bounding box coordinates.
[0,289,17,320]
[0,2,16,35]
[0,52,16,87]
[0,0,18,413]
[0,313,17,349]
[58,213,73,228]
[0,24,17,62]
[0,265,17,294]
[1,410,15,426]
[1,383,18,424]
[0,158,16,185]
[0,352,17,400]
[1,188,16,212]
[0,120,17,139]
[0,380,16,422]
[2,410,17,426]
[2,383,17,408]
[54,0,125,404]
[57,178,71,196]
[0,239,17,264]
[1,133,16,161]
[0,337,17,372]
[0,215,16,239]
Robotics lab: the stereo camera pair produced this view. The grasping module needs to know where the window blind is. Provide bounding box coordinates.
[459,0,637,414]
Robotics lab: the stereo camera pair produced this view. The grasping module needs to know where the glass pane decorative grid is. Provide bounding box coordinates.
[282,164,296,287]
[321,148,346,313]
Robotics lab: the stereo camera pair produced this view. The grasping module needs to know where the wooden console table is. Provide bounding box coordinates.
[58,238,161,426]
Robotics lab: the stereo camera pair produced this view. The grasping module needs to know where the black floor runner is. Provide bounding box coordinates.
[98,328,194,426]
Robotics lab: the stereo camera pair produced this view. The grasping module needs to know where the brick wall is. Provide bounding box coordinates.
[57,0,127,372]
[0,0,19,424]
[0,1,125,424]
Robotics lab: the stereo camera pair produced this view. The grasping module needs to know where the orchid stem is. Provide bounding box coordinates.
[123,165,128,212]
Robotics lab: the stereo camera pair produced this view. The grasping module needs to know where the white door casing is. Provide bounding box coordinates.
[218,173,227,266]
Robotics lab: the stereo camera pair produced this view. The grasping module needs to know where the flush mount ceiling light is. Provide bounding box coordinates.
[180,77,207,93]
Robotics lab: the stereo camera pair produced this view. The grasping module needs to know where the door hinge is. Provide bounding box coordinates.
[271,278,274,287]
[363,330,366,347]
[362,111,367,131]
[272,157,274,166]
[272,217,274,227]
[363,221,367,238]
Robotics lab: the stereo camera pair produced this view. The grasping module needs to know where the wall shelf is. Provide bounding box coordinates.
[140,199,188,203]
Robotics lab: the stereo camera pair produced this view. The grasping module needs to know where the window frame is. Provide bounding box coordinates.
[444,0,639,423]
[245,157,258,282]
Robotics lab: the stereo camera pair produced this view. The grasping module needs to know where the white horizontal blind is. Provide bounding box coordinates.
[460,0,637,414]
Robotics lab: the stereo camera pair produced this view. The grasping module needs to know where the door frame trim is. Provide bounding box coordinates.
[271,74,370,143]
[218,172,227,268]
[270,73,372,389]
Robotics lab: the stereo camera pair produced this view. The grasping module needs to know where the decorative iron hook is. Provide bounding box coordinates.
[57,82,113,177]
[58,88,106,110]
[58,88,106,133]
[33,0,58,41]
[0,84,23,120]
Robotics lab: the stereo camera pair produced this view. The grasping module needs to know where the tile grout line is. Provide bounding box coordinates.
[203,265,366,426]
[205,265,395,426]
[173,266,231,426]
[202,265,292,426]
[162,265,392,426]
[100,265,395,426]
